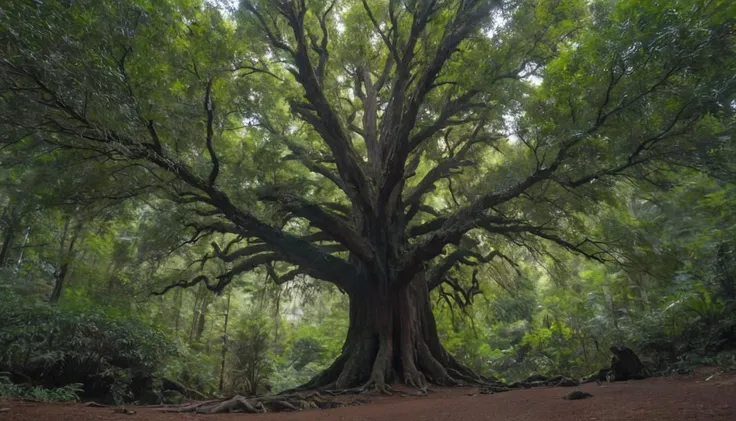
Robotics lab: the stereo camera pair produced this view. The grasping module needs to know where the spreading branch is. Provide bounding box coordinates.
[258,191,373,262]
[6,64,359,290]
[243,0,374,216]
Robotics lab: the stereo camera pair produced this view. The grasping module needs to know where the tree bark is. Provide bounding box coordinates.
[0,224,14,267]
[194,293,211,342]
[48,262,69,304]
[0,205,18,268]
[219,288,232,394]
[174,288,183,333]
[48,216,83,304]
[296,273,485,391]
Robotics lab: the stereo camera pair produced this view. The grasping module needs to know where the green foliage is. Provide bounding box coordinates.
[290,337,325,371]
[0,375,83,402]
[227,312,275,395]
[161,339,221,397]
[0,294,176,403]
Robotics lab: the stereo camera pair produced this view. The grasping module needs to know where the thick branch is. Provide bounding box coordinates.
[404,131,501,220]
[427,248,519,291]
[259,191,373,262]
[265,262,306,285]
[204,78,220,186]
[400,83,697,280]
[377,0,500,211]
[244,0,373,216]
[273,129,348,192]
[152,253,280,296]
[10,65,359,289]
[408,91,482,151]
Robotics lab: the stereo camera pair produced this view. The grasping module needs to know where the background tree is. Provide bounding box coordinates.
[1,0,734,392]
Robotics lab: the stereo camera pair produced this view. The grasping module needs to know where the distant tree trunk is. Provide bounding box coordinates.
[194,293,211,342]
[48,216,83,304]
[188,287,203,341]
[14,227,31,270]
[103,260,119,304]
[0,224,14,267]
[272,288,282,355]
[0,205,19,267]
[716,243,736,300]
[87,255,99,291]
[48,263,69,304]
[638,281,650,310]
[174,288,183,333]
[219,288,232,394]
[602,285,619,329]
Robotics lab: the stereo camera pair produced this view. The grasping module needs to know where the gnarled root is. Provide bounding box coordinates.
[160,392,364,414]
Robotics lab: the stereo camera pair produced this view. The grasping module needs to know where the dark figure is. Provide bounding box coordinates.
[609,345,646,381]
[562,391,593,400]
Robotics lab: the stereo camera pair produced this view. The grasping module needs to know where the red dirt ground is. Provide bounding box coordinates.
[2,370,735,421]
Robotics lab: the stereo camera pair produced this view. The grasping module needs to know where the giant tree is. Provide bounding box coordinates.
[1,0,734,391]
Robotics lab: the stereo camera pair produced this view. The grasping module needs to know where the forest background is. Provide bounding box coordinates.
[1,0,735,405]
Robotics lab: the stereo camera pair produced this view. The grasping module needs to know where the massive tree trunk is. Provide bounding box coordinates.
[296,271,484,391]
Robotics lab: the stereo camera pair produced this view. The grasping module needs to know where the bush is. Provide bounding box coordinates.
[226,314,274,396]
[162,340,220,397]
[0,374,83,402]
[290,337,324,371]
[0,295,176,403]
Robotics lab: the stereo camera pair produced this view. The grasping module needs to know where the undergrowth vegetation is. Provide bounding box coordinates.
[1,223,735,399]
[0,293,175,403]
[0,375,83,402]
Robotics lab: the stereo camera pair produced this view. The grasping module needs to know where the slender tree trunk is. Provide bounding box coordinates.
[14,227,30,270]
[602,285,618,329]
[104,260,118,304]
[48,263,69,304]
[273,288,281,355]
[174,288,183,333]
[0,224,15,267]
[194,293,211,342]
[189,285,204,341]
[48,217,83,304]
[0,205,16,267]
[219,288,232,394]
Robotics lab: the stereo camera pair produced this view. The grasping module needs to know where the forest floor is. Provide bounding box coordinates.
[2,368,735,421]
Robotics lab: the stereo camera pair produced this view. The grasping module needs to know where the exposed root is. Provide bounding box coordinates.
[478,384,511,394]
[446,368,488,385]
[403,368,428,392]
[329,379,395,396]
[112,408,136,415]
[159,392,365,414]
[361,380,395,395]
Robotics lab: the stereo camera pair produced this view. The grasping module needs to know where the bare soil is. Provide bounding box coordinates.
[2,370,735,421]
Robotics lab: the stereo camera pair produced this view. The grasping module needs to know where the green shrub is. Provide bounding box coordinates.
[226,314,274,396]
[163,339,220,397]
[0,294,175,403]
[0,374,83,402]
